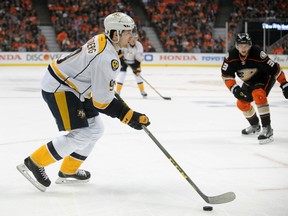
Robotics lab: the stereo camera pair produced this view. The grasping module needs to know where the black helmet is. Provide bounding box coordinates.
[235,33,252,46]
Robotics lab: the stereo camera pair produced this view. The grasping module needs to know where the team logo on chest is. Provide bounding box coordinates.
[237,68,258,81]
[77,109,86,119]
[111,59,119,71]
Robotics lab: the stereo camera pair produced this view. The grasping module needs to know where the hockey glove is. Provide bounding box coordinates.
[131,60,141,76]
[280,82,288,99]
[232,86,252,101]
[119,107,150,130]
[132,68,141,76]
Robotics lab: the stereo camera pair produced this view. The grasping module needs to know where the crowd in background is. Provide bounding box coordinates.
[232,0,287,20]
[228,0,288,51]
[0,0,288,53]
[48,0,155,52]
[0,0,48,52]
[143,0,225,53]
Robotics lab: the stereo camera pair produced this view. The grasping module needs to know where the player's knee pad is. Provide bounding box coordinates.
[52,135,76,158]
[51,128,97,158]
[66,127,93,149]
[73,116,104,156]
[236,100,251,112]
[52,117,104,157]
[88,115,104,143]
[252,88,267,105]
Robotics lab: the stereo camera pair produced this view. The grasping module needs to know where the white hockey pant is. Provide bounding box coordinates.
[51,115,104,158]
[117,70,144,85]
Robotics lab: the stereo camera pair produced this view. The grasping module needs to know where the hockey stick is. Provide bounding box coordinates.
[141,125,236,204]
[115,93,236,204]
[139,74,171,100]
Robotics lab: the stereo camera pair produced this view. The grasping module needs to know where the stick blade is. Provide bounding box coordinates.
[206,192,236,204]
[163,97,172,100]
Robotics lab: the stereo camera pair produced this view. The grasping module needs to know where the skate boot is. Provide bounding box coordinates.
[141,90,147,98]
[258,125,273,144]
[241,124,260,135]
[55,169,91,184]
[16,157,51,192]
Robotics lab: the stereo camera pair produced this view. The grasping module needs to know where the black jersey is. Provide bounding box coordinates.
[221,46,280,86]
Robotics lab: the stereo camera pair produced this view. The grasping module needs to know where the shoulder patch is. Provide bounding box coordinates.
[260,51,267,59]
[111,59,119,71]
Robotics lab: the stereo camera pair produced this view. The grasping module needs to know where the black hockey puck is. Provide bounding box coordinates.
[203,206,213,211]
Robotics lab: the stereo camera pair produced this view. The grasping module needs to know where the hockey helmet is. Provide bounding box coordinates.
[104,12,136,41]
[235,33,252,47]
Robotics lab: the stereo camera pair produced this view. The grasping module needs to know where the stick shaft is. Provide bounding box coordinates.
[139,75,171,100]
[141,125,209,202]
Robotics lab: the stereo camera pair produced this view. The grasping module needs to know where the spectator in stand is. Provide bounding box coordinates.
[283,38,288,54]
[271,43,285,55]
[57,30,68,45]
[192,44,201,53]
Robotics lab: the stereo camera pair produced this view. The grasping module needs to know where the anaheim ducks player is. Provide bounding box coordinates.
[115,35,147,97]
[17,12,150,192]
[221,33,288,144]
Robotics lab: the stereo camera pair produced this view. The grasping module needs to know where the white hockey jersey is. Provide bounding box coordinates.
[41,34,120,110]
[121,40,143,64]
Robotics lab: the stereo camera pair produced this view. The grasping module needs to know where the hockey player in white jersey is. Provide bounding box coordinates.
[115,35,147,97]
[17,12,150,192]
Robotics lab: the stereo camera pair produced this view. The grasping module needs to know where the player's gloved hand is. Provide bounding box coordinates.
[131,60,141,76]
[119,107,150,130]
[232,86,252,101]
[133,68,141,76]
[280,82,288,99]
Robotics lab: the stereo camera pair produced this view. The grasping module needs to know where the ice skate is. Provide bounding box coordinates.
[55,169,91,184]
[16,157,51,192]
[258,125,274,144]
[241,124,260,135]
[141,90,147,98]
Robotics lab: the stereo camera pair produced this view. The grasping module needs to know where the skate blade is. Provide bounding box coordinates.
[242,130,261,136]
[55,177,90,184]
[16,164,47,192]
[242,132,259,136]
[259,136,274,144]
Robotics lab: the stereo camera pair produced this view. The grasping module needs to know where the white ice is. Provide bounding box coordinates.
[0,66,287,216]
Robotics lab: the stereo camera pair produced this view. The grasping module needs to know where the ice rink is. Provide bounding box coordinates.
[0,65,287,216]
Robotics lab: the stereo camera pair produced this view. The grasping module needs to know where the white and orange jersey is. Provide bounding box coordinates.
[41,34,120,110]
[121,40,143,64]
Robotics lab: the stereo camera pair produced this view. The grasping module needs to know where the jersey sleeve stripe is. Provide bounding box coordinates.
[222,75,236,90]
[275,70,286,83]
[92,99,110,109]
[51,60,80,92]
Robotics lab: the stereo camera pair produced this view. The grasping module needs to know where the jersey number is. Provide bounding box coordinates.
[222,63,228,71]
[109,80,115,91]
[267,59,275,67]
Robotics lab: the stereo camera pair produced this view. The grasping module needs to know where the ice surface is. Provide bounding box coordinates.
[0,66,287,216]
